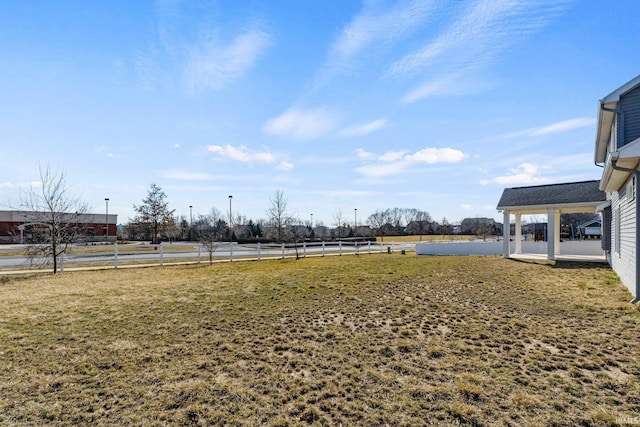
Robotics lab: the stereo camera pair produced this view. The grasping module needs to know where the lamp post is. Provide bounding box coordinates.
[105,198,109,243]
[354,208,357,237]
[189,205,193,241]
[228,195,233,242]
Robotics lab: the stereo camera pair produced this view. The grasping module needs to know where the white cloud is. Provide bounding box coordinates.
[355,161,410,178]
[207,144,275,164]
[405,148,467,164]
[174,144,180,149]
[263,107,339,141]
[355,146,467,177]
[340,118,387,137]
[185,28,273,93]
[379,150,405,162]
[276,160,294,171]
[491,162,551,185]
[355,148,375,159]
[460,204,473,211]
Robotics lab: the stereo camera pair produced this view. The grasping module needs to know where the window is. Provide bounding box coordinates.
[626,176,636,202]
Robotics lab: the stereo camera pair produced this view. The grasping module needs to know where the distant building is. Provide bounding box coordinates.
[577,219,602,239]
[0,210,117,244]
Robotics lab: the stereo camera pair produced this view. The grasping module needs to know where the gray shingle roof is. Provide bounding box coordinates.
[496,180,605,209]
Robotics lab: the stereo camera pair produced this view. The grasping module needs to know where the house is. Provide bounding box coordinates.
[577,219,602,239]
[460,217,498,235]
[496,180,606,260]
[594,74,640,303]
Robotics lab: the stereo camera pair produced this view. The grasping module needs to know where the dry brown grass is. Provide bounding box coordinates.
[1,254,639,426]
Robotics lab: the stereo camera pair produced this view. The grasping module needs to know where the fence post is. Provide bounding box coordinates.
[303,241,307,258]
[160,243,164,266]
[368,241,371,254]
[322,241,326,256]
[114,242,118,269]
[339,241,343,256]
[257,242,261,260]
[281,243,285,259]
[197,246,201,264]
[60,252,64,272]
[230,242,233,262]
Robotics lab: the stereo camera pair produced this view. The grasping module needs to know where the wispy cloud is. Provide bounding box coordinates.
[340,118,388,137]
[138,4,273,94]
[329,1,436,65]
[355,147,467,177]
[502,117,596,139]
[401,72,491,104]
[263,107,339,141]
[391,0,567,103]
[184,27,273,93]
[207,144,275,164]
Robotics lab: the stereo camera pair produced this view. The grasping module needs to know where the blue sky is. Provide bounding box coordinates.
[1,0,639,227]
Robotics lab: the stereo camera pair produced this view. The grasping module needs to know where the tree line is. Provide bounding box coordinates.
[11,166,597,273]
[123,185,438,245]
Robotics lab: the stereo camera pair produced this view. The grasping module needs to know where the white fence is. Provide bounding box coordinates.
[0,241,416,273]
[415,239,605,256]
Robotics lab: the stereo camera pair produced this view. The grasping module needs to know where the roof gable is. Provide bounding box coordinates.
[595,74,640,163]
[497,180,605,210]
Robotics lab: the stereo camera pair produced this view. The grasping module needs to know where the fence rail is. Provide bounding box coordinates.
[0,240,416,274]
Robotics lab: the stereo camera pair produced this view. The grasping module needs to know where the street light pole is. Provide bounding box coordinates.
[105,198,109,243]
[228,195,233,242]
[354,208,357,237]
[189,205,193,241]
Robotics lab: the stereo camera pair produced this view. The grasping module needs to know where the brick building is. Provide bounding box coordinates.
[0,210,118,244]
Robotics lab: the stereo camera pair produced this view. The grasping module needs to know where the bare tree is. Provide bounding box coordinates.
[200,230,220,265]
[333,210,346,239]
[193,208,223,241]
[131,183,175,244]
[439,217,452,239]
[266,190,292,243]
[18,164,89,273]
[367,209,393,243]
[406,209,432,241]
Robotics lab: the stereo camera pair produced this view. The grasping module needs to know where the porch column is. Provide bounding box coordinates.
[553,210,561,256]
[547,209,556,260]
[502,210,510,258]
[514,213,522,254]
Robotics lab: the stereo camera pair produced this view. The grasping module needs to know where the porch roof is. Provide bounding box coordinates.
[496,180,606,215]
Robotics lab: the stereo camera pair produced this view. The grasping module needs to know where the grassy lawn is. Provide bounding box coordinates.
[0,254,639,426]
